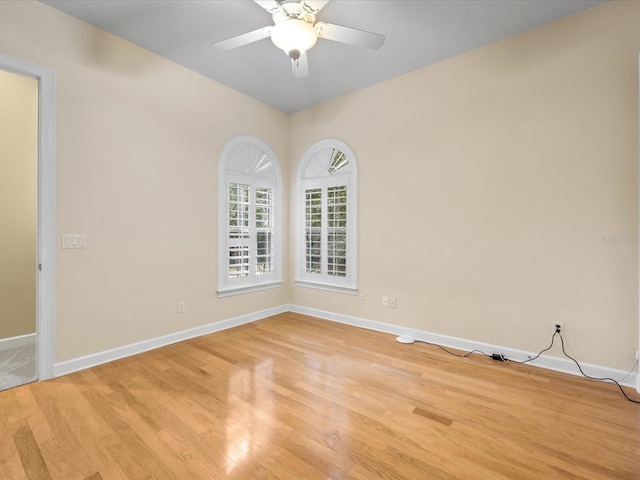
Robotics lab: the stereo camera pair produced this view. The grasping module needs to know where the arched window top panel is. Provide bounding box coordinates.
[300,139,357,180]
[220,135,279,181]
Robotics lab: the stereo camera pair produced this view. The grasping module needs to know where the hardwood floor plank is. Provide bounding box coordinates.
[84,473,104,480]
[38,384,127,480]
[0,313,638,479]
[0,406,28,480]
[412,406,454,426]
[83,389,182,479]
[11,418,51,480]
[156,428,227,480]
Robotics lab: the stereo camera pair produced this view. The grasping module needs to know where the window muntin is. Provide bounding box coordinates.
[297,140,357,294]
[218,137,282,297]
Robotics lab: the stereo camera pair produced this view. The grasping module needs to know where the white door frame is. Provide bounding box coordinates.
[0,52,56,381]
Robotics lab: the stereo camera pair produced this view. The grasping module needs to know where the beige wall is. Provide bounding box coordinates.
[289,1,639,371]
[0,1,637,373]
[0,1,289,361]
[0,69,37,339]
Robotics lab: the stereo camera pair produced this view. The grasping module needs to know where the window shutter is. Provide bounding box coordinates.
[327,185,347,277]
[228,182,250,279]
[255,187,273,275]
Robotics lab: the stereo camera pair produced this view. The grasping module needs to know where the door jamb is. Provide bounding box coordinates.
[0,52,56,380]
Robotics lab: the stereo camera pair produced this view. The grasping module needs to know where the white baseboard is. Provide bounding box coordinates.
[53,305,288,377]
[53,303,638,391]
[0,333,36,352]
[288,304,639,389]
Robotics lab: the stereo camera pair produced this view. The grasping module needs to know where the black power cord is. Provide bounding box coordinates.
[556,333,640,404]
[413,331,640,404]
[413,339,494,360]
[506,331,640,404]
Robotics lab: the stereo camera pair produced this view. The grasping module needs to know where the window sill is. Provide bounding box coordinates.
[295,280,357,295]
[217,281,283,298]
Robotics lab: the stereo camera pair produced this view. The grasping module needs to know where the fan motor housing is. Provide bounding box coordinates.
[273,0,316,24]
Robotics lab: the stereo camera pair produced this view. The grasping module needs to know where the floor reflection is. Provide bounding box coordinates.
[225,359,273,474]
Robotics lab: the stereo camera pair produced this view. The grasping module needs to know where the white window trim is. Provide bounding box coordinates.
[217,136,282,297]
[217,281,283,298]
[295,280,358,295]
[295,139,358,294]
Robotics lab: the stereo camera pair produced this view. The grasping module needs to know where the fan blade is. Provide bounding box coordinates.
[301,0,330,14]
[292,53,309,79]
[315,22,385,50]
[210,26,273,52]
[253,0,282,14]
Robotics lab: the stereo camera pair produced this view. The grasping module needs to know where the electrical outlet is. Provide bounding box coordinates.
[178,301,186,313]
[359,294,365,304]
[382,296,389,307]
[389,297,397,309]
[636,350,639,361]
[553,322,563,335]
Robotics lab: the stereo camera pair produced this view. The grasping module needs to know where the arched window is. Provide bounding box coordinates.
[296,139,357,294]
[218,136,282,297]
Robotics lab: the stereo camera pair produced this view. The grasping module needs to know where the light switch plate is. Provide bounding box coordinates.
[62,234,87,249]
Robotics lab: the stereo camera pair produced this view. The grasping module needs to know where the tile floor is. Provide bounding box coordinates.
[0,342,36,391]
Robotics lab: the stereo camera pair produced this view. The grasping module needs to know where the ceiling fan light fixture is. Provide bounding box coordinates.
[271,19,317,59]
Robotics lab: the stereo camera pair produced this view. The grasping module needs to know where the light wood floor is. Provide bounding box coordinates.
[1,312,638,479]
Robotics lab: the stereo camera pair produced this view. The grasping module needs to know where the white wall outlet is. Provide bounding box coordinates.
[382,296,389,307]
[636,350,639,361]
[359,294,365,304]
[389,297,397,309]
[178,301,186,313]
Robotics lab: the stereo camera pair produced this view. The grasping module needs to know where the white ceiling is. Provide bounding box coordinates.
[42,0,606,113]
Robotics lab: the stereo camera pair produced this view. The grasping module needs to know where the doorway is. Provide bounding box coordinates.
[0,69,37,390]
[0,52,56,388]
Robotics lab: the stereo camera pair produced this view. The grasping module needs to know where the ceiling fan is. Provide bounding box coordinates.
[210,0,385,79]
